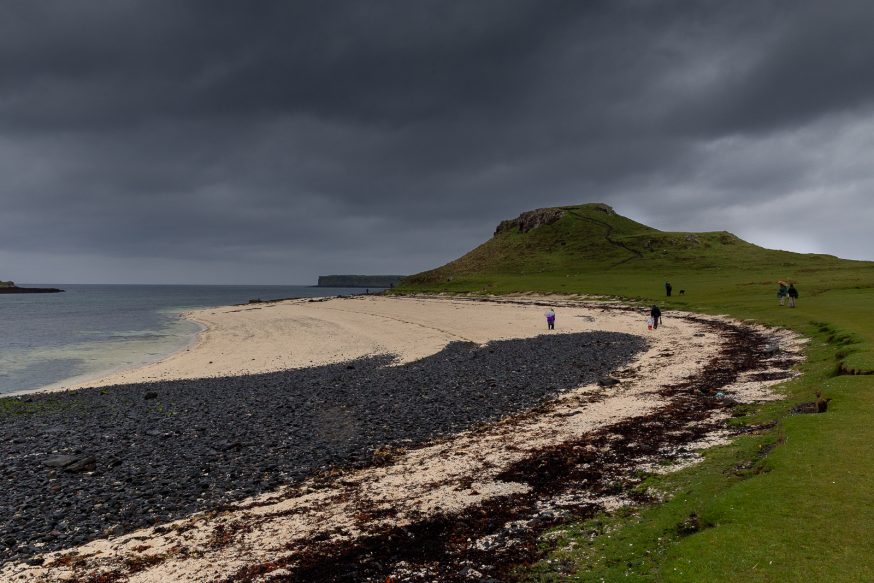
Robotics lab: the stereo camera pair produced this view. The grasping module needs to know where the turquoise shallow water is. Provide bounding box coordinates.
[0,284,376,394]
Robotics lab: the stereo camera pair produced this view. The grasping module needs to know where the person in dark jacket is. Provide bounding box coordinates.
[650,305,662,329]
[787,283,798,308]
[665,282,672,297]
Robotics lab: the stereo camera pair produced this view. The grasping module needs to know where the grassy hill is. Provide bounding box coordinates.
[400,203,874,582]
[404,203,872,298]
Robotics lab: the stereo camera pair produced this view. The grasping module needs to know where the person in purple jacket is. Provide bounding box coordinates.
[545,308,556,330]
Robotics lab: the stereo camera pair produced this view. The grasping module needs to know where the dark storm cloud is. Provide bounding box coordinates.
[0,1,586,128]
[2,0,874,283]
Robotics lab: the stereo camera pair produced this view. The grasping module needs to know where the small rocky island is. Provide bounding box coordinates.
[0,281,64,293]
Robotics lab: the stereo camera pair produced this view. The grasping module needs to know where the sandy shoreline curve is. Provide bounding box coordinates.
[28,294,685,392]
[1,295,805,582]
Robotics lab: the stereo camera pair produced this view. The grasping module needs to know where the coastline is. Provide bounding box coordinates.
[8,293,796,395]
[15,293,686,393]
[0,296,799,581]
[1,284,374,397]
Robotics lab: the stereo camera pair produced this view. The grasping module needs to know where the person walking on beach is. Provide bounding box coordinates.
[787,283,798,308]
[545,308,556,330]
[665,282,672,297]
[777,281,788,306]
[650,305,662,330]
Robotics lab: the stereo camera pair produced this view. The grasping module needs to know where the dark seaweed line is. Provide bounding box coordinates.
[214,318,777,582]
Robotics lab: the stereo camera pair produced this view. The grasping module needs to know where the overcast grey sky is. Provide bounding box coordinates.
[2,1,873,284]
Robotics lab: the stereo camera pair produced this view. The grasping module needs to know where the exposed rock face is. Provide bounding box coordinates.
[494,208,566,236]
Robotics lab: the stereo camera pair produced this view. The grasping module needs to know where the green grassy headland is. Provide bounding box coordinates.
[399,203,874,582]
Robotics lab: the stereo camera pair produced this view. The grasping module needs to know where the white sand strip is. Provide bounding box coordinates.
[44,295,687,390]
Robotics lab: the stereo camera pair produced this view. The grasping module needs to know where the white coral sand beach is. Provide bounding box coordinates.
[2,295,804,582]
[50,295,718,389]
[57,295,650,387]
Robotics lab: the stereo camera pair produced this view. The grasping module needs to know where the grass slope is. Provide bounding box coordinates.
[400,203,874,582]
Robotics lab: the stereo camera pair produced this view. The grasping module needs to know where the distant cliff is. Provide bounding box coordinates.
[317,275,404,288]
[0,283,64,293]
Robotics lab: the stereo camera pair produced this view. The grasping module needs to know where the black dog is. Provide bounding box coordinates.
[679,289,686,296]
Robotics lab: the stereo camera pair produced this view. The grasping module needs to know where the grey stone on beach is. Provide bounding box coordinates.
[64,456,97,473]
[214,440,242,452]
[42,455,81,468]
[42,455,96,472]
[0,331,645,563]
[104,524,124,538]
[763,341,781,355]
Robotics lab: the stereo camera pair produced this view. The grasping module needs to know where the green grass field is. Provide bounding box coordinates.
[399,204,874,582]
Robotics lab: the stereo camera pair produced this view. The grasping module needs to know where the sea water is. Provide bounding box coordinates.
[0,284,378,394]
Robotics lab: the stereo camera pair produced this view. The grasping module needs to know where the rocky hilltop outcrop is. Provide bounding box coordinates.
[494,203,619,237]
[494,207,566,236]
